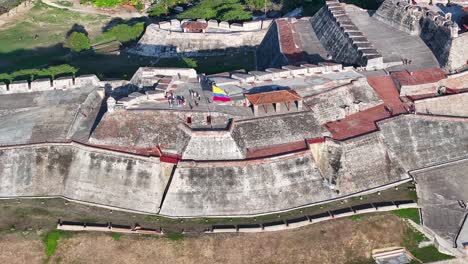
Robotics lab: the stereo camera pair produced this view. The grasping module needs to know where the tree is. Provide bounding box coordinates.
[64,32,91,53]
[244,0,272,11]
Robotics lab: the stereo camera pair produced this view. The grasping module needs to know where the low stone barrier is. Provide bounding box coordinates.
[57,221,163,235]
[0,74,100,95]
[207,201,418,233]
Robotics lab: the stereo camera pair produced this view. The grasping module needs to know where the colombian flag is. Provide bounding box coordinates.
[212,84,231,102]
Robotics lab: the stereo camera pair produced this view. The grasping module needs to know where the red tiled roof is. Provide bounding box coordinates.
[390,68,446,86]
[325,105,392,140]
[246,140,308,159]
[325,76,412,140]
[276,19,305,64]
[245,89,302,105]
[367,76,408,114]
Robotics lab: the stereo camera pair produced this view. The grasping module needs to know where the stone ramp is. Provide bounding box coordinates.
[292,18,329,64]
[346,5,439,71]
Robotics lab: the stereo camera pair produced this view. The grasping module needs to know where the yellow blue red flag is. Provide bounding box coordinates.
[212,84,231,102]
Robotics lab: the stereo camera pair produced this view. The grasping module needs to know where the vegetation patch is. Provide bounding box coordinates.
[350,215,361,221]
[167,232,184,241]
[92,22,145,44]
[65,32,91,52]
[392,208,420,224]
[111,232,121,241]
[177,0,252,22]
[79,0,143,8]
[0,64,78,83]
[402,224,454,263]
[43,230,72,257]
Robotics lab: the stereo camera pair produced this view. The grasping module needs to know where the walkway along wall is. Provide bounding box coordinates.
[374,0,467,71]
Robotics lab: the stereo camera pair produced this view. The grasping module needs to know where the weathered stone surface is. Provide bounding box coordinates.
[0,144,168,213]
[379,115,468,170]
[160,153,335,216]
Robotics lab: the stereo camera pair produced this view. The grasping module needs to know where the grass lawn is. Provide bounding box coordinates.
[392,208,421,224]
[43,230,73,257]
[402,225,454,263]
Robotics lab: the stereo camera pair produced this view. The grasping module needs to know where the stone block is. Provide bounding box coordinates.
[282,65,308,76]
[248,71,274,81]
[53,76,74,89]
[231,73,255,83]
[208,19,219,28]
[243,20,262,31]
[286,219,310,228]
[159,21,171,29]
[265,68,291,78]
[211,227,237,233]
[219,21,230,29]
[75,75,100,87]
[354,207,377,214]
[0,82,8,94]
[262,223,286,232]
[375,205,398,211]
[397,203,418,209]
[332,211,355,218]
[237,226,263,233]
[196,19,207,23]
[301,64,326,74]
[230,23,244,31]
[310,215,332,223]
[319,62,343,72]
[9,80,29,93]
[31,78,52,91]
[170,19,181,27]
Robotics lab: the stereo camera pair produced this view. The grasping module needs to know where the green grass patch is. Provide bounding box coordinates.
[412,246,454,263]
[392,208,420,224]
[0,64,78,83]
[177,0,252,22]
[167,232,184,241]
[43,230,72,257]
[350,215,361,221]
[402,224,453,263]
[111,232,121,241]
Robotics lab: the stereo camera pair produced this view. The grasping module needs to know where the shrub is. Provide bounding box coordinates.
[0,64,78,83]
[103,22,145,43]
[177,0,252,22]
[148,0,190,17]
[244,0,272,11]
[64,32,91,52]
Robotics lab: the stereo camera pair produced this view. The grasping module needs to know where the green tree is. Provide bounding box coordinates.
[64,32,91,52]
[244,0,272,11]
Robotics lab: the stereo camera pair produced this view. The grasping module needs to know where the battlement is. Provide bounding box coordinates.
[375,0,459,38]
[0,75,100,95]
[156,18,273,32]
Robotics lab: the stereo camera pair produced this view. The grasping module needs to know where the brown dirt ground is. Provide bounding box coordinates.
[0,213,407,264]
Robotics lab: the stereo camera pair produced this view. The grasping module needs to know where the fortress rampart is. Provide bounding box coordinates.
[130,19,271,57]
[374,0,467,71]
[0,75,100,95]
[312,0,383,68]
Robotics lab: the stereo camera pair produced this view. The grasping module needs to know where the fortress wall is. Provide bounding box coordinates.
[160,153,336,217]
[256,21,289,70]
[131,23,268,58]
[378,115,468,171]
[182,132,244,160]
[0,144,167,213]
[374,0,422,34]
[415,93,468,117]
[445,32,468,72]
[0,75,99,95]
[311,1,383,67]
[374,0,465,70]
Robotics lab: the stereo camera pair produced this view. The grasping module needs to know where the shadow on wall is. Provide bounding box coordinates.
[130,43,258,58]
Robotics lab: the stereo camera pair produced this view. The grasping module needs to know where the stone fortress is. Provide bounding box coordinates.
[133,0,468,72]
[1,0,468,258]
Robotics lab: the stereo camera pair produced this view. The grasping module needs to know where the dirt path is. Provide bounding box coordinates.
[0,214,410,264]
[41,0,144,18]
